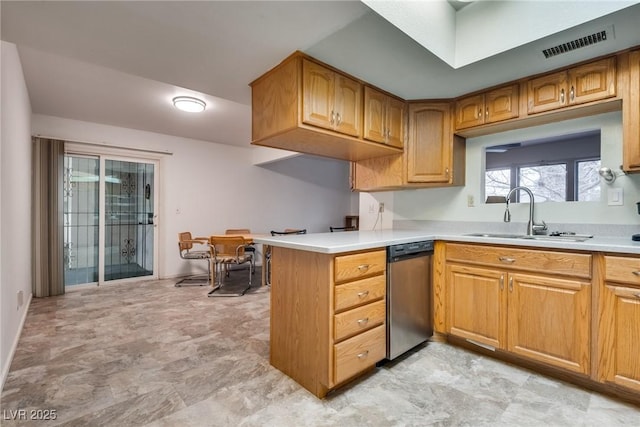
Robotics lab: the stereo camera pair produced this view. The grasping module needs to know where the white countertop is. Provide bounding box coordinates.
[253,229,640,255]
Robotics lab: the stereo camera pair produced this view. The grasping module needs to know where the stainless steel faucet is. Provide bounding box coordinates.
[503,186,547,236]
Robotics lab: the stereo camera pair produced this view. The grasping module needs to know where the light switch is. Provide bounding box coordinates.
[607,188,623,206]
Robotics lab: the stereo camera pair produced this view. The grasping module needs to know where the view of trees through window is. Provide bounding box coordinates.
[484,131,601,203]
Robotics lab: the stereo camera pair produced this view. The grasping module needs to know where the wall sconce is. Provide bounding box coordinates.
[172,96,206,113]
[598,166,625,184]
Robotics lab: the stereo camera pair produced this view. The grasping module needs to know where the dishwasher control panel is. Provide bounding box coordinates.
[388,241,434,260]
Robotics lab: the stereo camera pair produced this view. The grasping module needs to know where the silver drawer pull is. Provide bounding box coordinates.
[357,290,369,298]
[632,271,640,276]
[357,350,369,359]
[634,293,640,299]
[357,318,369,326]
[499,256,516,264]
[357,264,370,271]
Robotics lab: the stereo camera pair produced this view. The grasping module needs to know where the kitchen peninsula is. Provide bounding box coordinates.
[255,229,640,402]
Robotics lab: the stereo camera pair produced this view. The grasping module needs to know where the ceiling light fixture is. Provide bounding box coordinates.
[172,96,206,113]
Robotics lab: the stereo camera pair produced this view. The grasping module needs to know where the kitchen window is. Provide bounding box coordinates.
[484,130,601,203]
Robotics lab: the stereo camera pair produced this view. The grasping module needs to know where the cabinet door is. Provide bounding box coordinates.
[455,94,484,130]
[485,84,519,124]
[302,59,336,131]
[527,71,568,114]
[363,86,387,144]
[407,102,452,183]
[446,264,506,349]
[623,50,640,171]
[569,57,616,105]
[599,282,640,392]
[362,86,387,143]
[507,273,591,374]
[386,96,406,149]
[351,154,404,191]
[334,73,362,137]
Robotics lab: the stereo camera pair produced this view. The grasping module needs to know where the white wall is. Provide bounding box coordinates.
[1,42,33,390]
[31,114,358,279]
[361,111,640,229]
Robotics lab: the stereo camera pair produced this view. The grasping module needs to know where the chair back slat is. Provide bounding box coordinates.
[209,235,247,258]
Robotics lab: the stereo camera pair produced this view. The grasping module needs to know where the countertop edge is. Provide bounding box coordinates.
[254,231,640,255]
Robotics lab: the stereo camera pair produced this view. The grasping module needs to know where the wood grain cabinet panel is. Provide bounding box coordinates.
[507,273,591,374]
[334,250,386,283]
[623,49,640,172]
[455,84,519,130]
[269,246,387,398]
[598,255,640,392]
[334,325,386,385]
[334,274,386,312]
[528,57,616,114]
[363,86,406,148]
[250,52,402,161]
[442,243,592,374]
[334,299,386,341]
[302,59,361,137]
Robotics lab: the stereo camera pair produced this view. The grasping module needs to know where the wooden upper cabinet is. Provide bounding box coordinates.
[455,84,519,130]
[528,57,616,114]
[302,59,361,138]
[363,86,406,148]
[623,49,640,172]
[455,94,484,130]
[407,102,455,183]
[251,52,401,161]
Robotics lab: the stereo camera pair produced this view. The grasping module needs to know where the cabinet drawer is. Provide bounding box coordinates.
[335,274,386,312]
[334,325,386,385]
[446,243,591,279]
[334,250,386,283]
[604,255,640,286]
[334,299,386,342]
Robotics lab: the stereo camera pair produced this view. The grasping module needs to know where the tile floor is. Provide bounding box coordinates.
[2,271,639,426]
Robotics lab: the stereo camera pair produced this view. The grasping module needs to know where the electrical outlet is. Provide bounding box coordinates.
[467,195,475,207]
[379,203,385,213]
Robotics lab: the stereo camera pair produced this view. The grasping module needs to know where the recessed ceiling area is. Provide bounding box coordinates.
[2,1,640,149]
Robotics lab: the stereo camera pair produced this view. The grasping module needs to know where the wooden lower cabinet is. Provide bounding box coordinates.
[269,246,386,398]
[597,255,640,392]
[443,243,592,375]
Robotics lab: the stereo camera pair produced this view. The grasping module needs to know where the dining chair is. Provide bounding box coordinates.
[208,235,253,297]
[176,232,211,287]
[225,228,255,273]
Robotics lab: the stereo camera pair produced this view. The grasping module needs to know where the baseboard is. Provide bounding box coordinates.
[1,292,32,393]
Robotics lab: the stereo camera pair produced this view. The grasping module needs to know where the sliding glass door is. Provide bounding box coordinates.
[64,154,158,287]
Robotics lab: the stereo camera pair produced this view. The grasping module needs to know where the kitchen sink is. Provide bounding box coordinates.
[464,233,590,242]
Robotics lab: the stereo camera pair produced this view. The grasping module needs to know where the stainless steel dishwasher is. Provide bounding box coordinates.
[386,240,434,360]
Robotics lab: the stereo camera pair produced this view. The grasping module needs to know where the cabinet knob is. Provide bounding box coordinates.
[357,264,370,271]
[357,290,370,298]
[357,318,369,326]
[331,110,335,125]
[336,112,342,126]
[631,270,640,276]
[499,256,516,264]
[478,107,482,119]
[509,276,514,292]
[485,107,489,118]
[500,274,504,290]
[560,88,565,104]
[357,350,369,359]
[570,86,575,102]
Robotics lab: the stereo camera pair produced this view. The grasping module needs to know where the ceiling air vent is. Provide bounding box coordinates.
[542,29,610,59]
